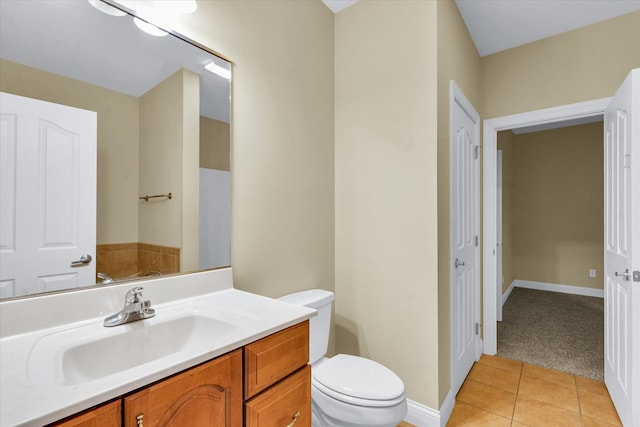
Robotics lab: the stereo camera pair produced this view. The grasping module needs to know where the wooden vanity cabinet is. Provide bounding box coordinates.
[47,321,310,427]
[123,349,242,427]
[244,321,311,427]
[49,400,121,427]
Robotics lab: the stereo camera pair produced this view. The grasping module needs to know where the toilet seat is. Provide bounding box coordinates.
[312,354,406,407]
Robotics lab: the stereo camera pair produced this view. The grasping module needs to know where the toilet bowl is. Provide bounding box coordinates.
[278,290,408,427]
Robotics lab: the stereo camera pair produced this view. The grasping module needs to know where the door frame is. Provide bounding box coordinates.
[496,149,503,322]
[450,80,481,396]
[482,97,611,354]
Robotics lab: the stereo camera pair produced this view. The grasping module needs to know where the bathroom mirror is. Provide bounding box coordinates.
[0,0,231,299]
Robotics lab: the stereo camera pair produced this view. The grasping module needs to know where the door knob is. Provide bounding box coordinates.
[70,254,92,266]
[615,269,631,281]
[455,258,465,268]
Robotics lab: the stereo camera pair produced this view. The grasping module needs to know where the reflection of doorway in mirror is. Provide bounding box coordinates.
[199,169,230,270]
[0,92,97,297]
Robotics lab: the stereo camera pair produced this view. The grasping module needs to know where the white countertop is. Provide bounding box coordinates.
[0,268,315,426]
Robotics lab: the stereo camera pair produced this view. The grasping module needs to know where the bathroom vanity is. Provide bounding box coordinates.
[0,268,314,427]
[51,322,310,427]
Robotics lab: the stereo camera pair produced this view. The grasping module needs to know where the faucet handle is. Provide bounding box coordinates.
[125,287,144,303]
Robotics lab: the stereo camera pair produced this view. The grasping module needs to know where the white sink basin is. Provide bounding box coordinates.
[61,314,238,384]
[26,302,258,387]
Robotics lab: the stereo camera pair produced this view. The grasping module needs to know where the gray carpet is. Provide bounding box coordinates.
[497,287,604,380]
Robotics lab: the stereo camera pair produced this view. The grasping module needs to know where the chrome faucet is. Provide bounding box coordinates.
[103,287,155,327]
[97,272,113,285]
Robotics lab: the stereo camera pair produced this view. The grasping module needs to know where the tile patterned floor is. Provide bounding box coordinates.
[447,355,622,426]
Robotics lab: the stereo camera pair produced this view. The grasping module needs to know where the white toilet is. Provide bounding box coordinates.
[279,289,408,427]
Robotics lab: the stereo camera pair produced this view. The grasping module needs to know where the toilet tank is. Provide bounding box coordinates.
[278,289,334,364]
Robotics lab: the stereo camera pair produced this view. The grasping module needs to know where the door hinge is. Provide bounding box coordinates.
[474,145,480,160]
[624,154,631,169]
[475,323,479,335]
[634,271,640,282]
[474,235,479,247]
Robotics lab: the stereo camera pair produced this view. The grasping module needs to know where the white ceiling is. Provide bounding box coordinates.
[322,0,358,14]
[455,0,640,56]
[322,0,640,57]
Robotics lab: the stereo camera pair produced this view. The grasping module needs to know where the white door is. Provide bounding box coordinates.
[604,68,639,427]
[450,81,481,395]
[0,92,96,298]
[497,150,503,322]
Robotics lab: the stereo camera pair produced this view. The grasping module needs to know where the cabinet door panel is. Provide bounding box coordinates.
[245,365,311,427]
[48,400,121,427]
[124,349,242,427]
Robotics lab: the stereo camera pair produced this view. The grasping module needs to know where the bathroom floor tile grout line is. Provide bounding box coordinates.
[512,360,523,422]
[574,375,583,425]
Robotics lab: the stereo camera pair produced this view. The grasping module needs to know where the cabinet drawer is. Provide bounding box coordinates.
[245,365,311,427]
[244,321,309,399]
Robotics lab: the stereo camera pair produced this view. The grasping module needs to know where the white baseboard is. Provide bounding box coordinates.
[512,279,604,298]
[405,399,439,427]
[438,391,455,427]
[405,391,455,427]
[502,281,516,306]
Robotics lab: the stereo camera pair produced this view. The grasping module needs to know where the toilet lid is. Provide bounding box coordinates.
[313,354,405,401]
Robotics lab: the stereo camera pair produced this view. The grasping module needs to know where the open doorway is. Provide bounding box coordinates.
[482,97,610,355]
[495,121,604,380]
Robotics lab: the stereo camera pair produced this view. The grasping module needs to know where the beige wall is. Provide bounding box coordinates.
[335,0,439,408]
[181,70,201,273]
[160,1,336,305]
[0,59,140,245]
[507,123,604,289]
[200,117,230,171]
[497,131,515,294]
[482,11,640,119]
[436,0,483,405]
[139,69,200,271]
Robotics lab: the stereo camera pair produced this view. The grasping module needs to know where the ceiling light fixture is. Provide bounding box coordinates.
[133,16,169,37]
[104,1,198,37]
[205,61,231,80]
[87,0,127,16]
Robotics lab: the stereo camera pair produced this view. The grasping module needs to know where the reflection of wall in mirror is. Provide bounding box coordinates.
[139,68,200,272]
[200,116,230,172]
[0,58,231,280]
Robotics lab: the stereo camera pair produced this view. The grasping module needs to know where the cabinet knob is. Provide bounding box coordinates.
[286,411,301,427]
[136,414,144,427]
